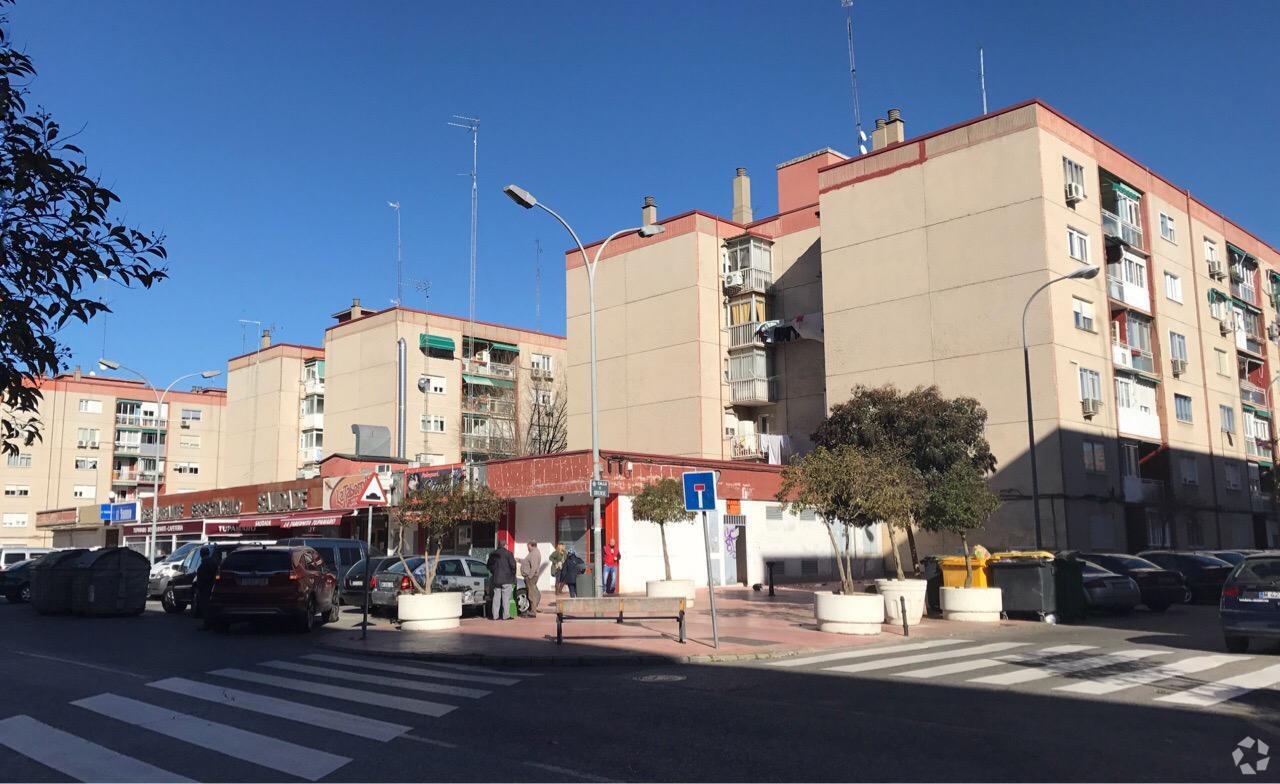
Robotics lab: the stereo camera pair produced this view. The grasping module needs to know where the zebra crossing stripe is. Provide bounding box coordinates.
[897,645,1096,679]
[0,715,191,783]
[768,639,972,668]
[148,677,412,741]
[391,660,542,676]
[208,667,456,717]
[1154,662,1280,707]
[258,660,490,699]
[969,649,1166,686]
[1056,654,1249,696]
[825,642,1029,674]
[302,653,523,686]
[71,693,349,782]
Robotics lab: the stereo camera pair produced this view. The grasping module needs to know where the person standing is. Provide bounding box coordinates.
[549,543,567,595]
[486,540,517,620]
[520,541,543,618]
[603,538,620,595]
[561,548,585,598]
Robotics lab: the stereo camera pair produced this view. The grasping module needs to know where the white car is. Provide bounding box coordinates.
[0,547,53,571]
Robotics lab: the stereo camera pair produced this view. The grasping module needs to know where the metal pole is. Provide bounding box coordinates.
[979,46,988,115]
[360,509,373,638]
[701,510,719,649]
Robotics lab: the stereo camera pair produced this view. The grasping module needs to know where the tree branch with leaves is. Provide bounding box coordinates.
[630,477,694,581]
[919,463,1001,587]
[392,478,506,593]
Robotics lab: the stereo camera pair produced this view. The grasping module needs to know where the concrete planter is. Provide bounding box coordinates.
[940,586,1003,622]
[397,591,462,631]
[646,579,695,609]
[813,591,884,635]
[876,578,927,626]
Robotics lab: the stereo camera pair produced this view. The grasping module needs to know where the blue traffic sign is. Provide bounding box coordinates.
[682,471,717,512]
[99,503,112,521]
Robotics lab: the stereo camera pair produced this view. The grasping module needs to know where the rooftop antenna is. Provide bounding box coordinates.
[534,238,543,330]
[448,114,480,370]
[978,45,988,115]
[388,201,402,306]
[842,0,867,155]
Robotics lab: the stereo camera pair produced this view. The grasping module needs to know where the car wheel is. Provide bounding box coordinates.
[296,596,316,633]
[1183,588,1194,604]
[324,601,339,624]
[161,587,186,614]
[1146,602,1169,613]
[515,590,531,616]
[17,585,31,604]
[1225,635,1249,654]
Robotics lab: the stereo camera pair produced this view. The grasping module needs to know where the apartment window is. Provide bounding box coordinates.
[72,485,96,499]
[1209,293,1227,321]
[423,375,446,395]
[1078,368,1102,402]
[76,427,101,446]
[300,395,324,415]
[1174,394,1193,423]
[1159,212,1176,243]
[2,513,28,528]
[1215,349,1230,376]
[1067,227,1089,262]
[1063,157,1086,198]
[1115,377,1136,409]
[421,415,446,433]
[179,435,201,449]
[173,462,200,475]
[74,457,98,470]
[530,354,553,373]
[1179,457,1199,486]
[299,430,323,449]
[1164,273,1183,303]
[4,485,29,497]
[302,360,325,382]
[1168,331,1188,362]
[1072,298,1096,332]
[1205,237,1219,267]
[1225,464,1242,491]
[78,399,102,414]
[180,409,202,424]
[765,504,784,521]
[1122,254,1147,290]
[535,390,554,407]
[6,453,31,468]
[1220,404,1236,433]
[1082,440,1106,473]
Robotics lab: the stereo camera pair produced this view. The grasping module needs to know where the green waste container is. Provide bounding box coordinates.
[921,556,942,614]
[1052,556,1087,623]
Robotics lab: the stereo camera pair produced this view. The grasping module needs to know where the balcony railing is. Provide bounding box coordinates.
[1246,436,1272,460]
[463,397,516,417]
[299,413,324,430]
[1241,381,1268,407]
[724,266,773,294]
[301,378,325,396]
[112,470,139,484]
[729,376,776,406]
[1111,342,1155,374]
[1122,476,1165,504]
[462,359,516,379]
[729,434,767,461]
[727,322,764,351]
[115,414,167,429]
[1230,280,1258,306]
[1102,209,1143,248]
[1241,333,1266,356]
[461,433,516,455]
[113,442,141,454]
[299,446,323,464]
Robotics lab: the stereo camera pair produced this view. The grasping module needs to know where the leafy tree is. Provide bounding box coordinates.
[778,446,922,590]
[630,477,694,581]
[812,385,996,573]
[393,478,506,593]
[920,463,1000,587]
[0,3,168,454]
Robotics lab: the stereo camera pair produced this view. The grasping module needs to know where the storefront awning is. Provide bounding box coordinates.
[420,334,455,352]
[462,374,515,389]
[1243,404,1272,419]
[490,341,519,353]
[238,511,346,532]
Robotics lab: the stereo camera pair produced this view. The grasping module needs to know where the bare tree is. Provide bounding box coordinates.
[520,378,568,456]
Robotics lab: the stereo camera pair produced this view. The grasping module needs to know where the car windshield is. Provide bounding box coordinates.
[163,543,198,563]
[221,550,292,571]
[1081,561,1112,575]
[1233,558,1280,585]
[1179,554,1232,567]
[1093,554,1161,571]
[6,558,34,571]
[1211,551,1246,565]
[385,557,425,574]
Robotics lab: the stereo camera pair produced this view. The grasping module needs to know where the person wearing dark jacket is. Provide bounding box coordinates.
[561,548,585,598]
[486,541,518,620]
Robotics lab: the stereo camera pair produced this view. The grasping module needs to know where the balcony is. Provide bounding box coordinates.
[727,322,765,351]
[1106,275,1150,313]
[730,377,776,406]
[462,359,516,380]
[729,434,767,461]
[111,470,139,484]
[302,378,325,397]
[1111,342,1155,374]
[115,414,167,429]
[463,396,515,417]
[299,413,324,430]
[1241,381,1268,407]
[1230,280,1258,307]
[724,266,773,295]
[1238,332,1266,357]
[1102,209,1143,249]
[1123,476,1165,504]
[113,441,141,455]
[461,433,515,455]
[299,446,323,464]
[1246,436,1272,460]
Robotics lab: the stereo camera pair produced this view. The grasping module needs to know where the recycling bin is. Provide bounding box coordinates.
[990,552,1057,621]
[939,554,992,589]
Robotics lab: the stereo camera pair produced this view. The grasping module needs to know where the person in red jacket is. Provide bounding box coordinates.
[602,538,620,594]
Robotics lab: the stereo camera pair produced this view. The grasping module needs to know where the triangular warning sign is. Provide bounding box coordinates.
[357,473,388,506]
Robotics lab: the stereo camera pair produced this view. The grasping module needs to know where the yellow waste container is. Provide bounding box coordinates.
[989,550,1056,561]
[939,554,991,589]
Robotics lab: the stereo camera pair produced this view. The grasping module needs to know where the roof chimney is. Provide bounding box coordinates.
[871,117,888,151]
[641,196,657,227]
[260,329,271,349]
[73,365,81,381]
[884,108,905,146]
[732,168,753,224]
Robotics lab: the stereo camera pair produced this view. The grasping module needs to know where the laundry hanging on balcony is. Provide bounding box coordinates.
[758,312,824,344]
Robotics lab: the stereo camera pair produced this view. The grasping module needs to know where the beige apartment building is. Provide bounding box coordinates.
[3,371,226,547]
[219,299,567,484]
[566,99,1280,553]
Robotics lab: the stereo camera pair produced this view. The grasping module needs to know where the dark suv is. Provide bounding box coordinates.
[204,546,338,632]
[1221,553,1280,653]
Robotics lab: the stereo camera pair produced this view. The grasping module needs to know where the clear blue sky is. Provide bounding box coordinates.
[11,1,1279,389]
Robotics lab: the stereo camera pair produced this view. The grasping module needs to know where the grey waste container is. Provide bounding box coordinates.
[574,573,598,598]
[921,556,943,614]
[30,549,89,615]
[71,547,150,616]
[990,554,1057,621]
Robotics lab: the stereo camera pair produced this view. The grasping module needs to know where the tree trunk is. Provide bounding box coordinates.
[423,542,445,595]
[886,524,905,581]
[961,532,972,589]
[842,522,855,590]
[826,522,850,593]
[660,523,672,581]
[906,518,922,577]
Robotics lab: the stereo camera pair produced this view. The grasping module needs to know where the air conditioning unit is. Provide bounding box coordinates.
[1064,181,1084,204]
[76,441,87,448]
[180,421,191,429]
[724,270,744,289]
[1208,260,1226,280]
[1268,322,1280,341]
[1220,319,1234,336]
[1082,398,1102,417]
[89,442,99,450]
[1171,358,1188,377]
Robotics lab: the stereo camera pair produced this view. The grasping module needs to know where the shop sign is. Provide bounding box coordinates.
[257,488,309,514]
[191,498,242,518]
[122,520,203,537]
[141,503,187,524]
[204,520,242,535]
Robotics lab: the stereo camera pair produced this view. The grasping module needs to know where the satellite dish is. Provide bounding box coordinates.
[417,377,428,393]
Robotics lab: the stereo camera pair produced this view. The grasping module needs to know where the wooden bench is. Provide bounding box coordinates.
[555,596,687,644]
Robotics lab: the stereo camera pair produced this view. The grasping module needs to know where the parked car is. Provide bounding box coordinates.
[369,555,526,618]
[204,545,339,633]
[0,557,37,602]
[1070,552,1186,612]
[1080,560,1141,612]
[1207,550,1261,567]
[276,537,369,586]
[0,547,52,570]
[1137,551,1235,603]
[368,556,426,616]
[340,556,400,608]
[147,542,203,598]
[161,542,271,615]
[1220,552,1280,653]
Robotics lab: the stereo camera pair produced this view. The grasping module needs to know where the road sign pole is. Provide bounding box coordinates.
[701,510,719,649]
[360,505,374,639]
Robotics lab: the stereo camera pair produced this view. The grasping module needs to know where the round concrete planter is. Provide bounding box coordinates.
[876,578,927,626]
[646,579,695,609]
[940,586,1003,622]
[397,592,462,631]
[813,591,884,635]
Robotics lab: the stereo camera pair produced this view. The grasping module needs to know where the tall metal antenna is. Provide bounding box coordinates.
[842,0,867,154]
[448,114,479,364]
[534,238,543,330]
[978,46,988,115]
[388,201,402,306]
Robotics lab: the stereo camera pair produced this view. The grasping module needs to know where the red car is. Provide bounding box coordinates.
[204,546,338,632]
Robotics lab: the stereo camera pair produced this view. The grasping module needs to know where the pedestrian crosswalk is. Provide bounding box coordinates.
[0,654,538,782]
[767,638,1280,710]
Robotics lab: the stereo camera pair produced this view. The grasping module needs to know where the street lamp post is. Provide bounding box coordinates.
[1021,265,1100,551]
[503,184,664,595]
[98,359,221,560]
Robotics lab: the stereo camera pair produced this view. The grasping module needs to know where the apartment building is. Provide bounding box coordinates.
[566,99,1280,552]
[2,371,226,547]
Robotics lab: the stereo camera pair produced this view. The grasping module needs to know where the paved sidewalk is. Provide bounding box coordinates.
[316,585,1026,666]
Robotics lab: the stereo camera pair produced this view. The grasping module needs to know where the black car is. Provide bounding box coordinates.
[0,557,37,603]
[1138,550,1235,603]
[340,556,399,608]
[1207,550,1261,567]
[1072,552,1186,611]
[161,542,253,616]
[1220,552,1280,653]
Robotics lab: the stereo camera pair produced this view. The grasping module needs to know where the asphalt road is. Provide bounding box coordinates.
[0,599,1276,782]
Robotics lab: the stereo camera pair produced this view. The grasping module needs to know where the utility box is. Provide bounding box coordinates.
[30,549,89,615]
[70,547,150,616]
